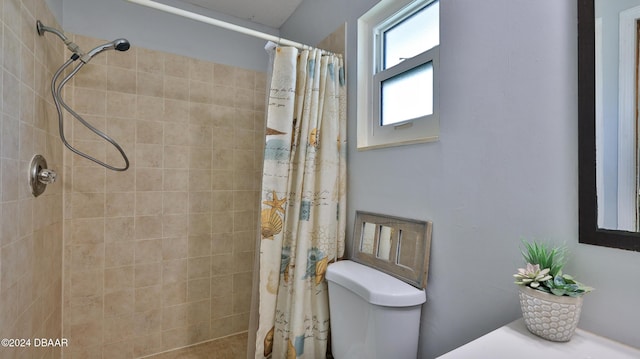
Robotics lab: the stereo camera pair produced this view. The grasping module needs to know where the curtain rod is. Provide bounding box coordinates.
[124,0,314,50]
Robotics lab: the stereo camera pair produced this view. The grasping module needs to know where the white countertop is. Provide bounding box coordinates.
[438,318,640,359]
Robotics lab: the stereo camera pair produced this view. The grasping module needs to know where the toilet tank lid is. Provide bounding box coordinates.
[326,260,426,307]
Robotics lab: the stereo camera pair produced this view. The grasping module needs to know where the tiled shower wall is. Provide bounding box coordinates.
[62,35,265,357]
[0,0,64,359]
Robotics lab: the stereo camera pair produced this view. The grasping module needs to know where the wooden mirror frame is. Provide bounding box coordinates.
[578,0,640,251]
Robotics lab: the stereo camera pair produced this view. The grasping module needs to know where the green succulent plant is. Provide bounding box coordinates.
[538,273,594,297]
[520,240,565,277]
[513,263,552,288]
[515,240,593,297]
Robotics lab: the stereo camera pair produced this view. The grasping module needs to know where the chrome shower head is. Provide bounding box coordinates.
[82,39,131,62]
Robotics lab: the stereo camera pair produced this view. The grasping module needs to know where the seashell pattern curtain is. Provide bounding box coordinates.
[254,46,346,358]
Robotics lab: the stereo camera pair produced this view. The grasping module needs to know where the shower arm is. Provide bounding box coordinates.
[36,20,83,57]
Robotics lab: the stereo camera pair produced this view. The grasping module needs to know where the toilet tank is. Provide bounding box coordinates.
[326,260,426,359]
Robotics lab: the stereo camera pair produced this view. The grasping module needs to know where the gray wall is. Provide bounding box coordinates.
[45,0,63,25]
[281,0,639,357]
[48,0,273,72]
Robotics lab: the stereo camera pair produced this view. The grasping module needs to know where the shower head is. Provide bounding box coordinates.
[82,39,131,63]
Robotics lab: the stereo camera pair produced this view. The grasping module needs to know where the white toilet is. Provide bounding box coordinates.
[326,260,426,359]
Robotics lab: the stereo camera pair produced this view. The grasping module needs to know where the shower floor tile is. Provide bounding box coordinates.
[144,332,247,359]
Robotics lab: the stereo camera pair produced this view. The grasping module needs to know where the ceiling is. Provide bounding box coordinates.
[179,0,304,28]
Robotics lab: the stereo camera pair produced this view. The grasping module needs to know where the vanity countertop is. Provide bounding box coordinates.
[438,318,640,358]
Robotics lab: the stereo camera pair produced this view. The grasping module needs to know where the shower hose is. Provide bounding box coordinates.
[52,54,130,171]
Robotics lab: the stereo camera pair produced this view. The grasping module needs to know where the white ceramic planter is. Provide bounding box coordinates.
[518,286,583,342]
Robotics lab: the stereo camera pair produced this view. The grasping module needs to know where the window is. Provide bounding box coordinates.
[358,0,440,149]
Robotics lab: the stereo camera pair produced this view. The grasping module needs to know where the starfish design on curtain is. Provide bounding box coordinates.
[263,190,286,214]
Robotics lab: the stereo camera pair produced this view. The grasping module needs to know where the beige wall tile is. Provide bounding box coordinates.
[189,125,213,147]
[59,33,265,358]
[136,120,164,145]
[106,192,135,217]
[71,192,105,218]
[235,69,255,89]
[135,262,162,288]
[213,64,235,86]
[211,105,235,128]
[164,145,189,169]
[164,123,190,146]
[137,95,164,122]
[164,77,189,101]
[211,233,233,255]
[213,85,235,106]
[104,314,135,345]
[134,308,162,333]
[235,88,254,109]
[210,275,233,298]
[69,242,105,271]
[188,256,211,280]
[106,167,135,192]
[162,259,187,284]
[162,191,188,215]
[136,168,163,191]
[162,214,188,238]
[104,339,134,359]
[138,48,164,74]
[164,53,189,78]
[74,87,107,115]
[105,266,134,293]
[162,304,187,330]
[134,331,162,358]
[104,217,135,242]
[135,192,163,216]
[162,237,188,261]
[105,242,134,268]
[107,68,137,93]
[189,191,212,213]
[163,169,189,191]
[211,295,233,319]
[212,191,234,212]
[104,289,134,318]
[70,269,103,300]
[234,231,257,253]
[74,63,107,89]
[187,278,210,302]
[188,233,211,256]
[163,281,187,307]
[189,80,213,104]
[211,254,234,276]
[189,147,213,169]
[163,99,189,123]
[67,296,103,326]
[137,72,164,97]
[69,217,105,244]
[189,59,213,82]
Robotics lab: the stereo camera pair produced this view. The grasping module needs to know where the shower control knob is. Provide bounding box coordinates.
[30,155,56,197]
[38,169,57,184]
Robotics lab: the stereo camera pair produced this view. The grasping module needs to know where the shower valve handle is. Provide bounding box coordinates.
[37,169,57,184]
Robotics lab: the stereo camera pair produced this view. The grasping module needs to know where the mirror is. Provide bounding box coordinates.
[578,0,640,251]
[593,0,640,231]
[352,211,433,288]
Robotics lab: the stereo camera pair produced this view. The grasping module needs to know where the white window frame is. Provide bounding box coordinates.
[357,0,440,150]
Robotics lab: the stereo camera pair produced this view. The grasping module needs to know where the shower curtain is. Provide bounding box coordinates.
[253,46,347,359]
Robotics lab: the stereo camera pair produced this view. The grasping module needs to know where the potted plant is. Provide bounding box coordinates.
[513,240,593,342]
